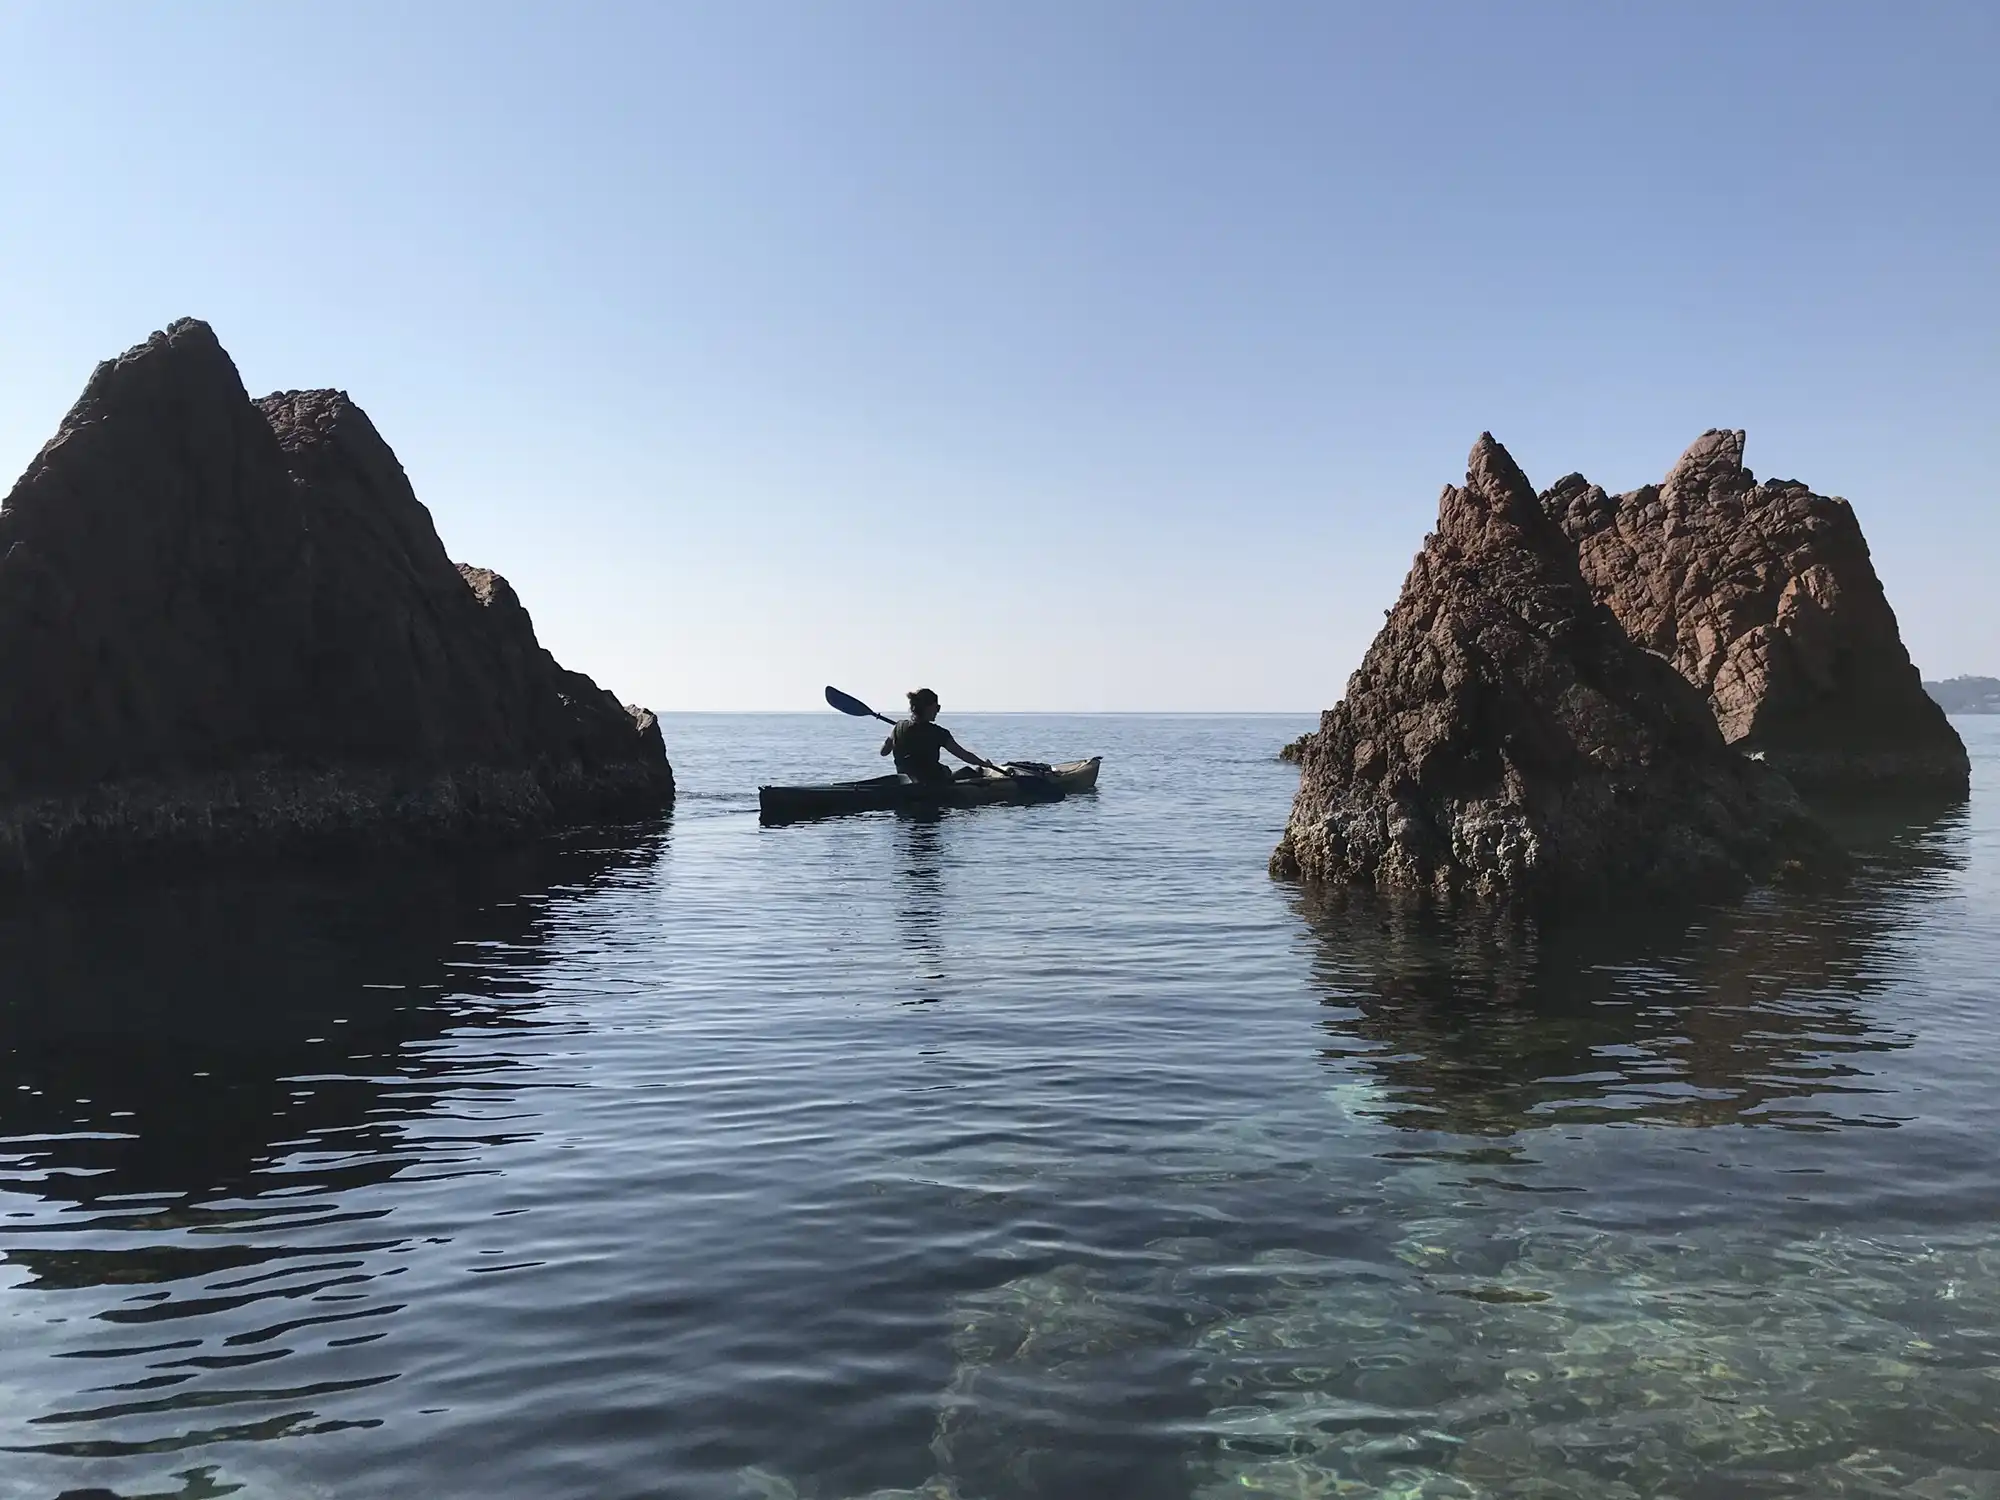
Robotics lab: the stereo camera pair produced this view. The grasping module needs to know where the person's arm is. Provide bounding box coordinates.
[880,732,894,757]
[941,732,997,771]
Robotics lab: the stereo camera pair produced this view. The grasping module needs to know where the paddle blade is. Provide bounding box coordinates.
[824,685,879,719]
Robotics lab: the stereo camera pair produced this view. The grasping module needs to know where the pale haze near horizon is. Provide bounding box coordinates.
[1,1,1994,713]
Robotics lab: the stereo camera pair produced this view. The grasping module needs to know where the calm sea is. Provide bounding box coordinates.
[3,714,1998,1500]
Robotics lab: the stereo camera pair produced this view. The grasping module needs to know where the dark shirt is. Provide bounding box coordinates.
[891,718,952,781]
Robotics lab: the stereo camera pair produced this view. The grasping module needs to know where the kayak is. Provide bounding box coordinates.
[759,758,1102,825]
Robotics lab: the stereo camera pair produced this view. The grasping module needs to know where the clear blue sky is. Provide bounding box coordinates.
[2,1,1994,711]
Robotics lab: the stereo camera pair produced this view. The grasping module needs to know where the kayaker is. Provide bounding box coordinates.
[881,688,1000,784]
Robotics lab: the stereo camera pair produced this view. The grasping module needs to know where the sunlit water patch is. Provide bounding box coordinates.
[3,715,1998,1499]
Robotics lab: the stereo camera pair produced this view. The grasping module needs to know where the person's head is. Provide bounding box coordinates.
[907,687,940,722]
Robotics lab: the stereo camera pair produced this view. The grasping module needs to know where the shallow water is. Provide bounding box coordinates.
[2,714,1997,1500]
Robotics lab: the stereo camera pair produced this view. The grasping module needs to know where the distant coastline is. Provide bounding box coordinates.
[1924,677,2000,714]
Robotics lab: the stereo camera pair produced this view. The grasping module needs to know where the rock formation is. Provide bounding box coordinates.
[0,319,672,879]
[1272,435,1822,902]
[1544,430,1969,796]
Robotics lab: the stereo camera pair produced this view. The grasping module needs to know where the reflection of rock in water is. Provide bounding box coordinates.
[0,823,669,1218]
[1294,805,1966,1134]
[0,824,666,1478]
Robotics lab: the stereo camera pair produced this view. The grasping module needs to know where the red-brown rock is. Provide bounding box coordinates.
[1272,435,1822,903]
[1543,430,1968,796]
[0,319,672,879]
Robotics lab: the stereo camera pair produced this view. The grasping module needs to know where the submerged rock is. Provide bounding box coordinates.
[0,319,672,879]
[1544,429,1969,796]
[1272,435,1821,902]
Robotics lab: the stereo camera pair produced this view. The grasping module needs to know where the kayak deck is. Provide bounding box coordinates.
[759,758,1101,825]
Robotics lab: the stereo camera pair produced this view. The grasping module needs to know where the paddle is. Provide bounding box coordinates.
[823,685,1033,783]
[824,685,898,726]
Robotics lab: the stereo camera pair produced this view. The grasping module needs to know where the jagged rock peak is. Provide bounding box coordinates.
[1436,432,1542,542]
[69,317,247,422]
[256,388,426,523]
[1465,431,1534,509]
[7,317,273,516]
[103,316,233,378]
[1664,427,1750,497]
[261,387,368,448]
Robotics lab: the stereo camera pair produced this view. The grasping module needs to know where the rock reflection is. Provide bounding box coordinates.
[0,822,665,1475]
[1,824,668,1211]
[1297,804,1965,1134]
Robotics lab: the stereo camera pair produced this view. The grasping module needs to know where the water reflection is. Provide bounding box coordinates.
[895,814,948,995]
[1297,805,1965,1134]
[1,825,668,1209]
[0,824,666,1476]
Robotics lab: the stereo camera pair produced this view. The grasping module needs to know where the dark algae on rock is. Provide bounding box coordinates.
[1545,429,1969,796]
[0,319,673,880]
[1272,435,1823,904]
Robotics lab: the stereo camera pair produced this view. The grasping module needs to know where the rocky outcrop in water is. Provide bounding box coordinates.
[1272,435,1822,902]
[1544,430,1968,795]
[0,319,672,879]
